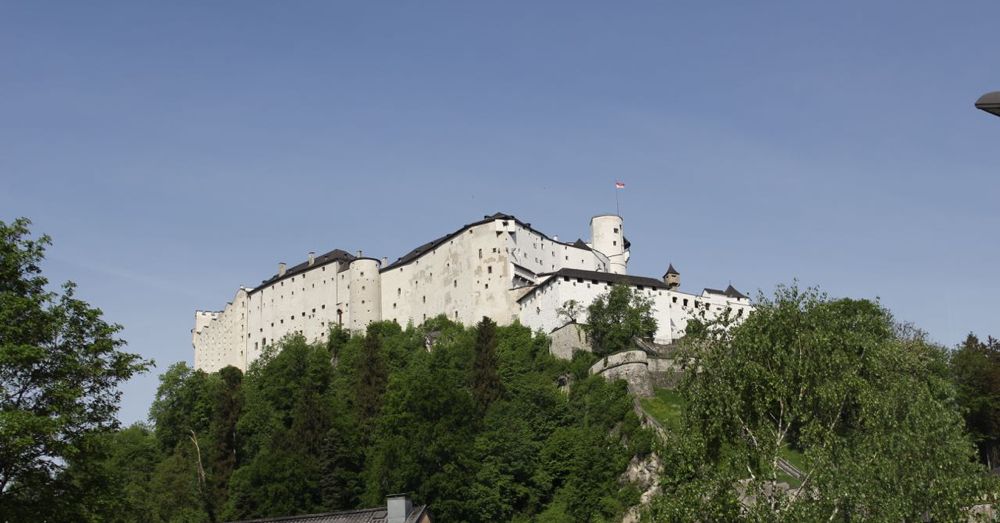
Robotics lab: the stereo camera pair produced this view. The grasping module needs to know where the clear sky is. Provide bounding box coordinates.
[2,2,998,424]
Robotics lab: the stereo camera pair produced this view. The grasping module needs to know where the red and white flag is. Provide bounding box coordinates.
[615,181,625,189]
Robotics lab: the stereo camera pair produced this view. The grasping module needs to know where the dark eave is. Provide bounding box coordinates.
[248,249,355,295]
[703,284,749,300]
[381,212,591,272]
[517,268,668,303]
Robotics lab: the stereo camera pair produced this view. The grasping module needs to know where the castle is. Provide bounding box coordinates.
[193,212,751,372]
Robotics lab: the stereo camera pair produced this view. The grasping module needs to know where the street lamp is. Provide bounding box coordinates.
[975,91,1000,117]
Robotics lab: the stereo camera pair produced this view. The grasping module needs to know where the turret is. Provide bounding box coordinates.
[590,214,629,274]
[663,264,680,290]
[348,258,382,332]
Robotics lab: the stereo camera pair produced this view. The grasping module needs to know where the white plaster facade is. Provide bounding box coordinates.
[193,212,752,372]
[517,271,752,345]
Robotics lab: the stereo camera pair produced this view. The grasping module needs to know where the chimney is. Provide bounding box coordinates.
[381,256,388,267]
[357,250,363,258]
[553,235,559,241]
[308,252,315,266]
[278,262,287,276]
[387,494,413,523]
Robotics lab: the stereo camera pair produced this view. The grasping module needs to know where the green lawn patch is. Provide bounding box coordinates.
[639,388,685,431]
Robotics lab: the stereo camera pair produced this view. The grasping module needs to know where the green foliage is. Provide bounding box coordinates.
[650,284,993,521]
[107,318,644,522]
[0,218,151,515]
[472,316,503,411]
[951,333,1000,469]
[584,284,657,357]
[639,388,685,432]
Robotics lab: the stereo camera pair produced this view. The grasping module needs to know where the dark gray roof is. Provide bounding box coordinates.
[975,91,1000,117]
[228,505,428,523]
[249,248,355,295]
[517,268,668,303]
[664,264,679,276]
[703,284,749,300]
[381,212,591,272]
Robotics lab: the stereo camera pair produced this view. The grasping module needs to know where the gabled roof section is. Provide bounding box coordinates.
[228,504,429,523]
[517,268,668,303]
[381,212,591,272]
[249,249,355,295]
[703,284,749,300]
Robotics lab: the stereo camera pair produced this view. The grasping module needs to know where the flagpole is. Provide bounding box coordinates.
[615,186,620,217]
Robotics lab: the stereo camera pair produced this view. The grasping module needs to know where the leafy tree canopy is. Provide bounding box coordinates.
[951,333,1000,469]
[0,217,151,516]
[584,284,657,357]
[649,284,993,521]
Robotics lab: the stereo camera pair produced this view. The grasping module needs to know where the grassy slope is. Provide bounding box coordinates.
[640,387,807,487]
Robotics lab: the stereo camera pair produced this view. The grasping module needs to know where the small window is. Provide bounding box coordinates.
[422,296,426,303]
[478,249,483,259]
[613,227,619,233]
[683,299,689,307]
[672,296,678,304]
[487,266,493,274]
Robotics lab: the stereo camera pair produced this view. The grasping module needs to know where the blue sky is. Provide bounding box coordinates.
[2,2,998,424]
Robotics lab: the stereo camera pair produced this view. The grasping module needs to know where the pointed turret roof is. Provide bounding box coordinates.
[725,284,749,300]
[663,264,679,278]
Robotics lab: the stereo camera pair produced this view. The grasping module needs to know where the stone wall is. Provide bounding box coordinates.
[590,350,654,397]
[548,322,590,359]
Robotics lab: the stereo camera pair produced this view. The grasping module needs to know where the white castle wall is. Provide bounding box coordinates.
[379,217,608,328]
[589,214,628,274]
[349,258,381,332]
[192,212,752,372]
[518,277,752,345]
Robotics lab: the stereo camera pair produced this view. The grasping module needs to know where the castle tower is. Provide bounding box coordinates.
[590,214,629,274]
[348,258,382,332]
[663,263,680,290]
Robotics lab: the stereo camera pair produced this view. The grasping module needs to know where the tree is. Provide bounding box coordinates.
[471,317,503,411]
[0,217,150,513]
[584,284,657,357]
[951,333,1000,469]
[223,335,333,520]
[556,299,583,324]
[354,328,388,434]
[650,285,990,521]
